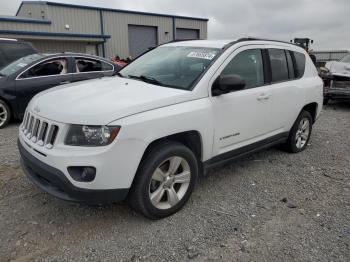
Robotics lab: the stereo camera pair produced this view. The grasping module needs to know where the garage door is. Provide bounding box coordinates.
[176,28,199,40]
[128,25,158,58]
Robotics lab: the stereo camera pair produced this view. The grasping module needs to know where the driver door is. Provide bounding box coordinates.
[210,46,275,158]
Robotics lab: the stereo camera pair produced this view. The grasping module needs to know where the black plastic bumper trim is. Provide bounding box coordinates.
[18,139,129,204]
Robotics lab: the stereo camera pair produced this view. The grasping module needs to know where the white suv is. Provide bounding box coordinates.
[18,38,323,219]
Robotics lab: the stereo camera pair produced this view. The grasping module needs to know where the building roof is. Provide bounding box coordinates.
[17,1,209,21]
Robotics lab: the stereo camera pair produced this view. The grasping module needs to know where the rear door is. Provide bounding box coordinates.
[15,56,72,114]
[71,57,114,83]
[265,47,305,133]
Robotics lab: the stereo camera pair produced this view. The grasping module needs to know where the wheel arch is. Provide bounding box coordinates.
[141,130,204,163]
[0,96,13,119]
[301,102,318,123]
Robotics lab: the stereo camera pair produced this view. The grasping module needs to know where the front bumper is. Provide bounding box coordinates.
[324,88,350,100]
[19,140,129,204]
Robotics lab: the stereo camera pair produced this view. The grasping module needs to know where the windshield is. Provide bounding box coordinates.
[118,46,220,90]
[0,54,44,77]
[341,54,350,63]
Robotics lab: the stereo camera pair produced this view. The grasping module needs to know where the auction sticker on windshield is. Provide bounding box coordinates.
[187,51,216,60]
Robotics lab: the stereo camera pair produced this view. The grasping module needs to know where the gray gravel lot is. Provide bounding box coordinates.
[0,103,349,262]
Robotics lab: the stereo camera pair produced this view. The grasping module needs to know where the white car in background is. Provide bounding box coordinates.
[323,53,350,104]
[325,53,350,78]
[18,38,323,219]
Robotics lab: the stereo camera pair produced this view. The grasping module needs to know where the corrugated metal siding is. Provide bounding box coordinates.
[47,6,100,34]
[0,21,51,32]
[4,3,208,59]
[17,3,49,20]
[103,11,173,58]
[29,39,87,53]
[0,34,103,43]
[175,19,207,39]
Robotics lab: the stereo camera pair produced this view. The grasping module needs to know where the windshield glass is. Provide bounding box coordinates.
[118,46,220,90]
[0,54,44,77]
[341,54,350,63]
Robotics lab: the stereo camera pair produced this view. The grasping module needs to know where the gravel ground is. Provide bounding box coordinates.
[0,102,349,262]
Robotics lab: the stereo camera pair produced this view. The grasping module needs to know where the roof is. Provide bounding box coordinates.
[17,1,209,21]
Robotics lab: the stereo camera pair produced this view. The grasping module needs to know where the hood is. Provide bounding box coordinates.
[28,77,195,125]
[325,61,350,77]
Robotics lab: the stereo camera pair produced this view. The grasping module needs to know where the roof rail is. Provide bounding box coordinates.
[222,37,300,50]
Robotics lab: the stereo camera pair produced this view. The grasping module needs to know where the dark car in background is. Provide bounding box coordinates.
[0,38,37,70]
[0,53,117,128]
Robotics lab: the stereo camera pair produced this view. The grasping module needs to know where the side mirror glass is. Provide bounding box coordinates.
[212,74,246,96]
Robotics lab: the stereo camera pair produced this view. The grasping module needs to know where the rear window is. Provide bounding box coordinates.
[75,58,113,72]
[0,42,36,69]
[268,49,289,83]
[292,51,306,78]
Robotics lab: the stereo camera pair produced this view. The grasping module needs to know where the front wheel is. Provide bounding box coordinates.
[128,141,198,219]
[0,100,11,129]
[284,110,313,153]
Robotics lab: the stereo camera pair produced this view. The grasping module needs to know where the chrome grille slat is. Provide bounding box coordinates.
[20,112,59,149]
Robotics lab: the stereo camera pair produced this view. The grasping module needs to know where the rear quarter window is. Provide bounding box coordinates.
[292,51,306,78]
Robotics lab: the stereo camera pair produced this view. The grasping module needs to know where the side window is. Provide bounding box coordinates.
[285,51,295,79]
[268,49,289,82]
[221,49,264,89]
[21,58,68,79]
[75,58,113,73]
[292,51,306,78]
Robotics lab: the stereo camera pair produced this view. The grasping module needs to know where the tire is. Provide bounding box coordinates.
[0,99,11,129]
[284,110,313,153]
[128,141,199,219]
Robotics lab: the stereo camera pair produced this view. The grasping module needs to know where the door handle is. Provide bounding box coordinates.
[257,94,270,101]
[60,81,70,85]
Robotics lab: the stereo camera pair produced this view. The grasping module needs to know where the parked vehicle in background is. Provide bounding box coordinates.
[321,54,350,104]
[324,54,350,79]
[0,38,37,70]
[18,38,323,219]
[0,53,117,128]
[111,55,130,69]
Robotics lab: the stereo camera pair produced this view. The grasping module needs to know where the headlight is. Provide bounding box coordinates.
[65,125,121,146]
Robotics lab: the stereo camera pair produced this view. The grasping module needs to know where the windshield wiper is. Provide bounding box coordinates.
[128,74,165,86]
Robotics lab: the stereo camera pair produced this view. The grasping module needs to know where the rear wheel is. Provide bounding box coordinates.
[284,110,313,153]
[129,141,198,219]
[0,100,10,129]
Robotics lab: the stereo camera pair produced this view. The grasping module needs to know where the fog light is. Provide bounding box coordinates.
[68,166,96,182]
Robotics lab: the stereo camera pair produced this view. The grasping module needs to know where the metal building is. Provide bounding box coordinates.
[0,1,208,59]
[311,50,349,63]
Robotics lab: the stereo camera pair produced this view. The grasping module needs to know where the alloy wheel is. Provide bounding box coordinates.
[295,117,310,149]
[0,103,8,127]
[149,156,191,210]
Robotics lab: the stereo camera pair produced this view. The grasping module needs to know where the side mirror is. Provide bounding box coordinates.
[212,74,246,96]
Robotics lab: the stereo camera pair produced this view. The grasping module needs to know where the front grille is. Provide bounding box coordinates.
[331,80,350,89]
[21,111,59,149]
